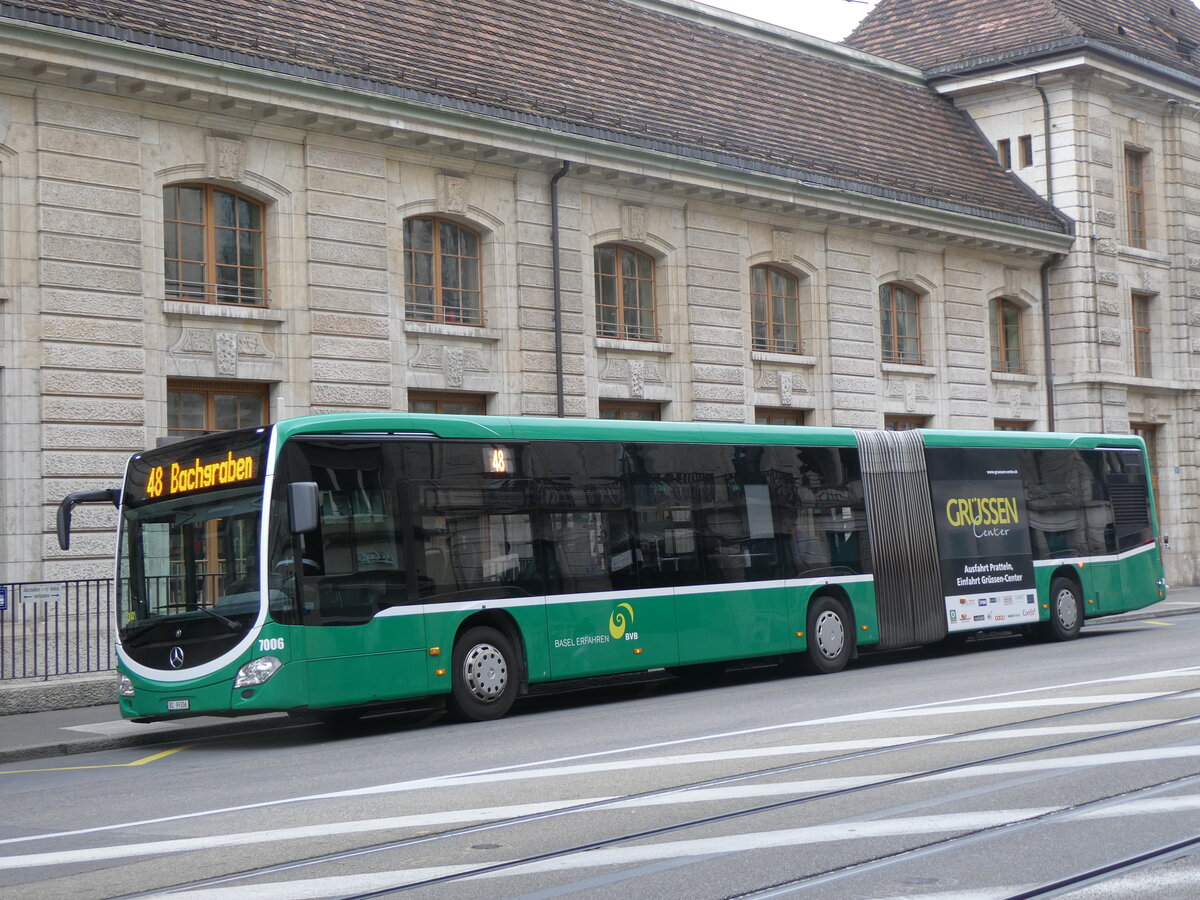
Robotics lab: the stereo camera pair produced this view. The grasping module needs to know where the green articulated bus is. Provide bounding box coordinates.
[57,414,1166,723]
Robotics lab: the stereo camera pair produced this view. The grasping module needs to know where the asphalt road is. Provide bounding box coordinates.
[3,611,1200,899]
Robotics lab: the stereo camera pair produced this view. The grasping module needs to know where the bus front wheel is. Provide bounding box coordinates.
[799,596,852,675]
[1041,577,1083,641]
[448,626,519,721]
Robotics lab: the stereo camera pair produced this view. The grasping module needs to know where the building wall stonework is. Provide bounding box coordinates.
[0,29,1078,584]
[943,67,1200,585]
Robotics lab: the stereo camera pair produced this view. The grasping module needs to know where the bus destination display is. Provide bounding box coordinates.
[125,428,269,506]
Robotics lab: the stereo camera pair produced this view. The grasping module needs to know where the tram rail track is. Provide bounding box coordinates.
[735,771,1200,899]
[115,680,1200,899]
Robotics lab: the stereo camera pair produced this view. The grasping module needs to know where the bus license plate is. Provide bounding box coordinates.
[167,699,190,711]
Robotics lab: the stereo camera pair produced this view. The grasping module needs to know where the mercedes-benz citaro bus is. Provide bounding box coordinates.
[57,414,1167,723]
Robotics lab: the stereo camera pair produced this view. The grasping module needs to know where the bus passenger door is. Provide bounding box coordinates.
[277,439,429,710]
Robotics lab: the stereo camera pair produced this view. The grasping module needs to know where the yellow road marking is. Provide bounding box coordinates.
[0,745,190,776]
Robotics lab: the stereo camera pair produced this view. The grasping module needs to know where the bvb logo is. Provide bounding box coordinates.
[609,602,635,640]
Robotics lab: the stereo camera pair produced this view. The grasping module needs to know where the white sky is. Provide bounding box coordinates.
[698,0,880,42]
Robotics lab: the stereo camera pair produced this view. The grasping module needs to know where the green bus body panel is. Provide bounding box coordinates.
[545,590,679,678]
[677,585,789,664]
[299,615,429,709]
[112,416,1163,721]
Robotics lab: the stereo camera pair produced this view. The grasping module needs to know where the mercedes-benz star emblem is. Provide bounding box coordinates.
[168,646,185,669]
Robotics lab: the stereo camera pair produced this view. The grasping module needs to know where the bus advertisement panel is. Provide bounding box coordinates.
[928,448,1037,632]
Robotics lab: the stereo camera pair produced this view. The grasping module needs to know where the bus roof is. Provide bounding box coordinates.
[269,413,1147,452]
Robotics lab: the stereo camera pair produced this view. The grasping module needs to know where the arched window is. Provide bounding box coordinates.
[751,264,801,354]
[990,298,1024,373]
[879,283,922,364]
[594,244,657,341]
[164,184,266,305]
[403,216,483,326]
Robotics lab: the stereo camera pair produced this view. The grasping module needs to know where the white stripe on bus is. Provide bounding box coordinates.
[375,574,875,618]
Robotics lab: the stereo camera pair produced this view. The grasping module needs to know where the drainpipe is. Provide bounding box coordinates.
[1034,78,1062,431]
[550,161,571,418]
[1040,253,1063,431]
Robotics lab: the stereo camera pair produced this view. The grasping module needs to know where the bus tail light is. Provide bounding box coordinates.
[234,656,281,688]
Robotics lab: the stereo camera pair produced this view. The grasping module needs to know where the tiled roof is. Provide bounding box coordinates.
[848,0,1200,80]
[0,0,1065,232]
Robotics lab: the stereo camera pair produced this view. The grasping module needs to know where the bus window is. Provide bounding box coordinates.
[1104,449,1153,551]
[406,442,540,600]
[525,441,635,594]
[793,447,868,576]
[1021,449,1113,559]
[276,440,406,624]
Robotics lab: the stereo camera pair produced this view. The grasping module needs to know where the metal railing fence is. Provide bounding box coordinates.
[0,580,115,681]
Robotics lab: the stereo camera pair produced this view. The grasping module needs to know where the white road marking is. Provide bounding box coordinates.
[136,795,1200,899]
[0,799,612,870]
[4,733,1198,872]
[4,666,1199,849]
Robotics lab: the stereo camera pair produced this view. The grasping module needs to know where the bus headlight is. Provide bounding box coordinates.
[117,674,135,697]
[234,656,282,688]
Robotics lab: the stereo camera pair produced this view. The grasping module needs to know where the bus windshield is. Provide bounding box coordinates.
[116,486,264,655]
[116,427,271,670]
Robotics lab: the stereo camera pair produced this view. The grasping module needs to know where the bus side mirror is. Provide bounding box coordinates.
[56,488,120,551]
[288,482,320,535]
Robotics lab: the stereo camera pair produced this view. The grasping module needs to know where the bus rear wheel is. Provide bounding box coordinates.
[1041,577,1083,641]
[799,596,852,675]
[448,626,519,721]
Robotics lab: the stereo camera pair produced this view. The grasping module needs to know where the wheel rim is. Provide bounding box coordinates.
[1055,588,1079,630]
[462,642,508,703]
[813,609,846,660]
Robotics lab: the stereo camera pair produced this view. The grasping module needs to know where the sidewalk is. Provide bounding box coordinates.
[2,588,1198,766]
[0,706,293,765]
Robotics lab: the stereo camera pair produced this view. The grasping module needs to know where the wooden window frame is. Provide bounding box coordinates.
[1126,148,1147,249]
[990,298,1025,374]
[997,139,1011,170]
[755,407,807,427]
[403,216,484,327]
[1132,292,1153,378]
[164,184,267,306]
[408,390,488,415]
[751,264,803,354]
[594,244,659,342]
[166,378,269,437]
[598,400,661,421]
[1019,135,1034,168]
[879,283,923,365]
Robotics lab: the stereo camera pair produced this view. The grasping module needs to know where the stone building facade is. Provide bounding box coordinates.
[850,0,1200,584]
[5,0,1194,586]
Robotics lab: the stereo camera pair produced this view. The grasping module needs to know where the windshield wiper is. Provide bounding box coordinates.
[195,606,243,632]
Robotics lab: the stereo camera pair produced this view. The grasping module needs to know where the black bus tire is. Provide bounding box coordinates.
[1042,576,1083,641]
[799,595,852,675]
[448,626,519,721]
